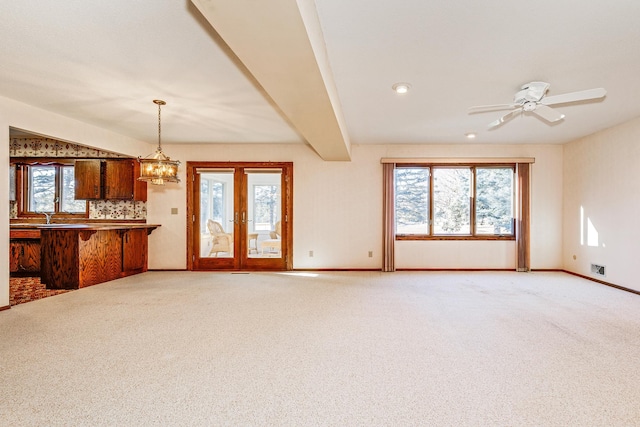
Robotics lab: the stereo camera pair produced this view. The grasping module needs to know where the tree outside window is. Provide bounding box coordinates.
[433,168,471,234]
[475,167,514,235]
[394,164,514,239]
[395,168,430,234]
[253,185,279,231]
[27,164,86,214]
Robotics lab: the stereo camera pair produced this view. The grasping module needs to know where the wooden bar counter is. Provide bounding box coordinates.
[29,224,160,290]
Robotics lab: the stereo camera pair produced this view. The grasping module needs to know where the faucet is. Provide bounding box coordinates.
[37,211,54,224]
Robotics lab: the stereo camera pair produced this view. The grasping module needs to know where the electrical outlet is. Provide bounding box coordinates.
[309,250,314,257]
[368,251,373,258]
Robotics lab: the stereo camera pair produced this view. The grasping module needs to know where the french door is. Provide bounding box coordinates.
[187,162,292,271]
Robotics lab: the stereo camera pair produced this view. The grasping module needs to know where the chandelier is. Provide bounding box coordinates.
[138,99,180,185]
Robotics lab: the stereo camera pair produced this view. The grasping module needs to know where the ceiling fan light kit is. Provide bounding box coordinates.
[469,82,606,129]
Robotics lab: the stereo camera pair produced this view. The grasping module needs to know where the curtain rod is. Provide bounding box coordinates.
[380,157,535,164]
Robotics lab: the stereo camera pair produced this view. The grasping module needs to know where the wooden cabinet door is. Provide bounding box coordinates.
[122,229,147,273]
[10,240,41,273]
[132,161,147,202]
[74,159,102,199]
[104,160,134,200]
[9,242,20,272]
[75,159,143,201]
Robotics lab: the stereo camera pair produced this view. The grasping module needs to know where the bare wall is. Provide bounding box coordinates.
[563,116,640,291]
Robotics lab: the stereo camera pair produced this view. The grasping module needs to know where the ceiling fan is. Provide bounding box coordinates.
[469,82,606,129]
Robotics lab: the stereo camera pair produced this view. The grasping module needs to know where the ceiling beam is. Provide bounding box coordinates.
[191,0,351,161]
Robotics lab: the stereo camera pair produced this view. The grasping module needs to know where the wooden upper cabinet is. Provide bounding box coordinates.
[75,159,147,201]
[132,161,147,202]
[104,160,134,199]
[74,159,102,199]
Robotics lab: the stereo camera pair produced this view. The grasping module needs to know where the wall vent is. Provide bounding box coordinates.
[591,263,606,277]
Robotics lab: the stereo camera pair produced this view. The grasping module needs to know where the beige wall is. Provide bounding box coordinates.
[149,143,564,271]
[1,94,568,307]
[563,116,640,291]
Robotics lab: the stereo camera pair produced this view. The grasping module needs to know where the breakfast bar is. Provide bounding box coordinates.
[12,224,160,290]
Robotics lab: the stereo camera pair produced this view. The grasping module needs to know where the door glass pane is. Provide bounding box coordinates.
[246,170,281,258]
[29,165,56,212]
[395,167,430,235]
[433,168,471,235]
[199,171,234,258]
[476,167,514,235]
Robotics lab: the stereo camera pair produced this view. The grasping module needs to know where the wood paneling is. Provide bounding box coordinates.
[77,230,122,287]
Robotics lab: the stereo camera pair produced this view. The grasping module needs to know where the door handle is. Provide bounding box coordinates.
[242,212,246,224]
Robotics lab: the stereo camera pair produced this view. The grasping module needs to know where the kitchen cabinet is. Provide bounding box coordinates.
[40,224,158,289]
[74,159,147,201]
[122,228,147,274]
[74,159,102,199]
[9,232,40,275]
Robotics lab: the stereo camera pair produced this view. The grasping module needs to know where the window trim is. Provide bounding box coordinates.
[394,163,516,241]
[14,160,89,219]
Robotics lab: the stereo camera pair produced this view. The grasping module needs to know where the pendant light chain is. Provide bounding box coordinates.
[157,101,161,151]
[154,99,166,152]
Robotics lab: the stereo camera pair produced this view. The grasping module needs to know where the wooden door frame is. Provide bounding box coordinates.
[186,161,293,271]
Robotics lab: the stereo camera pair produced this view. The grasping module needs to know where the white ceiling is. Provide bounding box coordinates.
[2,1,640,160]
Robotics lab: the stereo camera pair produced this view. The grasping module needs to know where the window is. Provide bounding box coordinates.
[23,163,87,215]
[252,184,280,231]
[394,168,429,234]
[433,167,471,234]
[395,164,514,239]
[475,167,514,235]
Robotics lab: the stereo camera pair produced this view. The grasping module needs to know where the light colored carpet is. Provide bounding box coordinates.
[1,271,639,426]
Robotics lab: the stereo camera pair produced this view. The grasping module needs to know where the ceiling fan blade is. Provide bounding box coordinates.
[469,103,519,113]
[541,88,606,106]
[488,108,522,129]
[532,104,565,123]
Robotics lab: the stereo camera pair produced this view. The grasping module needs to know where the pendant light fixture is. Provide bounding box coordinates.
[138,99,180,185]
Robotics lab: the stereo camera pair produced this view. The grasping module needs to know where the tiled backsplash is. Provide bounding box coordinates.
[10,137,146,220]
[10,137,127,158]
[89,200,146,220]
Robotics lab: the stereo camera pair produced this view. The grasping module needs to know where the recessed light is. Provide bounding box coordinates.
[392,82,411,94]
[465,133,477,139]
